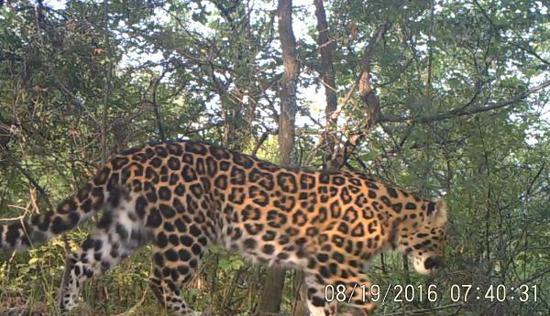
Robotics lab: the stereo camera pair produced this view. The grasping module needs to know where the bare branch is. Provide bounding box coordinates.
[251,128,278,157]
[151,68,169,141]
[328,21,391,170]
[379,79,550,123]
[339,20,391,109]
[10,159,54,212]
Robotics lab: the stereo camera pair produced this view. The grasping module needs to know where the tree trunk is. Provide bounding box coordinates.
[314,0,339,173]
[257,0,299,315]
[219,3,253,151]
[290,1,338,315]
[277,0,298,167]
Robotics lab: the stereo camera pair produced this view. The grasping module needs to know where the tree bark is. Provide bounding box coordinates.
[277,0,299,166]
[257,0,299,315]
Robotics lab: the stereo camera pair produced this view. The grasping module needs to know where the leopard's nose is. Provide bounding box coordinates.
[424,256,443,270]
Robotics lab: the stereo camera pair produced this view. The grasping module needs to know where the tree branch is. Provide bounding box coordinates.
[11,160,54,212]
[251,128,278,157]
[379,79,550,123]
[328,21,391,170]
[339,20,391,109]
[151,69,168,141]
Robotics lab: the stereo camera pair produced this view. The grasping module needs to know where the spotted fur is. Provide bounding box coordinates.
[0,140,448,315]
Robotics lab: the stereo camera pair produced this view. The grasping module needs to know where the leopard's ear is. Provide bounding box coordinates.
[427,199,447,226]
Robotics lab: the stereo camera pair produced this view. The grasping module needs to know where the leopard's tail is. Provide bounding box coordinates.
[0,164,117,251]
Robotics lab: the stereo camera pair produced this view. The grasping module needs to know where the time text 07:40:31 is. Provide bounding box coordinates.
[324,284,538,304]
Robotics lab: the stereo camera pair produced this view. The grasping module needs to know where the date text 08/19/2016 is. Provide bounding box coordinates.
[324,283,538,304]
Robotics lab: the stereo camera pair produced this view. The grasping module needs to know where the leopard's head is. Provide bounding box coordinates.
[395,199,448,275]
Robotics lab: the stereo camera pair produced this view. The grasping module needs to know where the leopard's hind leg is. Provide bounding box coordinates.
[299,272,337,316]
[149,226,209,316]
[58,190,150,313]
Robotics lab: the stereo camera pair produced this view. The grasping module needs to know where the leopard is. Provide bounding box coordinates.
[0,140,448,316]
